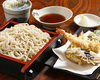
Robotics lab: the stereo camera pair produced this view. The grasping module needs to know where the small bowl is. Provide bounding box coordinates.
[32,6,73,30]
[2,0,32,22]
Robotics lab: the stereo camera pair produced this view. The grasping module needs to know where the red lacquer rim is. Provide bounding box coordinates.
[0,19,26,64]
[21,33,58,73]
[0,18,58,72]
[0,53,26,64]
[0,18,14,29]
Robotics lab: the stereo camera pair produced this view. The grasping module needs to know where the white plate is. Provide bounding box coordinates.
[74,13,100,28]
[53,31,100,75]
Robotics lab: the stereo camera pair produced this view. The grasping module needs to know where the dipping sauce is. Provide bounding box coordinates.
[39,13,66,23]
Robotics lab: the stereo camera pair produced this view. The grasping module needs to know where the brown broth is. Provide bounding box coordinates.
[39,13,66,23]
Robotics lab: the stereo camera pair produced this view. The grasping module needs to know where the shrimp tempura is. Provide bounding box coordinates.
[56,29,100,53]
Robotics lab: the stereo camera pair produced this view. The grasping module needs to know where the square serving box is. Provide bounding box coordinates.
[0,18,63,80]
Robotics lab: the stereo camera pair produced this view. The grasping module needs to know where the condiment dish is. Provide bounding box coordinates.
[74,13,100,28]
[32,6,73,30]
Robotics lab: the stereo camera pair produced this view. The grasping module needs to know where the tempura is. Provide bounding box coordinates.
[56,29,100,53]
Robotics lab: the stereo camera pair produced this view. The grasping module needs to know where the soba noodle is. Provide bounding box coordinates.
[0,23,51,62]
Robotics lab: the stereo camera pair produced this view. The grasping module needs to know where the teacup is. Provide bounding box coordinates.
[32,6,73,30]
[2,0,32,23]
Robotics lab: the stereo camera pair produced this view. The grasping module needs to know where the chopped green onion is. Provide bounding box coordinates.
[94,30,100,35]
[88,36,92,38]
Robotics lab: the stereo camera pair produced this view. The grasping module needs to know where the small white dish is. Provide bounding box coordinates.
[32,6,73,30]
[74,13,100,28]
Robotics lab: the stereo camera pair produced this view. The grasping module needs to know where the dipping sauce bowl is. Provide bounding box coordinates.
[32,6,73,30]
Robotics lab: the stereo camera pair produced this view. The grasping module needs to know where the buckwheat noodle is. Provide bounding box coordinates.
[0,23,51,62]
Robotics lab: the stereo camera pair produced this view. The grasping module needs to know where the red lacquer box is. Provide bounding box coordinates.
[0,19,62,80]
